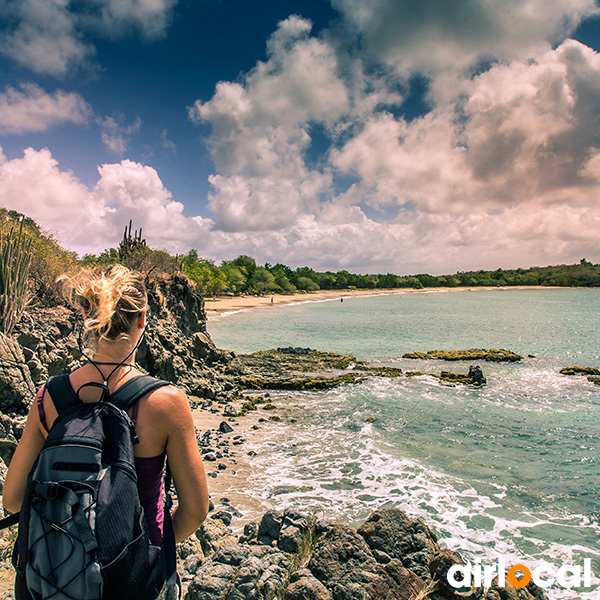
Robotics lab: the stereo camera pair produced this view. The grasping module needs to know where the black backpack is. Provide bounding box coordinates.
[2,374,177,600]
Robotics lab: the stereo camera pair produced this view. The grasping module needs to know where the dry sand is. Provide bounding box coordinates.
[204,285,550,320]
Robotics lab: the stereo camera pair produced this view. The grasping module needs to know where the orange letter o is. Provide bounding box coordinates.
[507,564,532,588]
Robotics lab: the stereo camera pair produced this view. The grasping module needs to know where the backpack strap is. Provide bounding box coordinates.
[108,375,170,412]
[46,374,80,415]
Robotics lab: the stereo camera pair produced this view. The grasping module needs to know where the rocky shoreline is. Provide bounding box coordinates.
[1,275,594,599]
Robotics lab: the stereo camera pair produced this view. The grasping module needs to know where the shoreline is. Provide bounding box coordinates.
[204,285,558,319]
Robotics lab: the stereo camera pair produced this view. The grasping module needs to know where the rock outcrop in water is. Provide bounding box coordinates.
[559,365,600,376]
[402,349,523,362]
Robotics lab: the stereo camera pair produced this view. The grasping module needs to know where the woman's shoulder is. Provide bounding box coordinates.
[142,382,191,418]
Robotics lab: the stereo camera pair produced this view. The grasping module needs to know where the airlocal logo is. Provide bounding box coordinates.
[448,558,594,590]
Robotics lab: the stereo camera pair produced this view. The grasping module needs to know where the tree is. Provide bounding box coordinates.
[220,263,246,294]
[181,250,225,296]
[296,276,319,292]
[247,267,277,295]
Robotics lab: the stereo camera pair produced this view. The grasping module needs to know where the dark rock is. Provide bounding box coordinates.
[402,349,522,362]
[308,523,430,600]
[356,507,439,581]
[186,544,289,600]
[0,331,36,415]
[278,509,311,553]
[485,577,537,600]
[467,365,485,384]
[222,404,238,417]
[373,559,428,600]
[371,549,392,564]
[219,421,234,434]
[212,511,232,527]
[307,523,380,594]
[259,510,283,542]
[238,521,259,544]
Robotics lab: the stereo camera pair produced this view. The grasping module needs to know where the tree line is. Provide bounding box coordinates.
[3,210,600,307]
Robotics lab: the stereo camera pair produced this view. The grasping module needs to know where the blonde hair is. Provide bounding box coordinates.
[61,265,148,344]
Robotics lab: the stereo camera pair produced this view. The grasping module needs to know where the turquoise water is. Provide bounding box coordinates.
[208,289,600,598]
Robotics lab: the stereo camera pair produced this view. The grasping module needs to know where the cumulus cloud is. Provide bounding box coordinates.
[2,146,600,274]
[189,16,349,231]
[330,39,600,220]
[331,0,600,75]
[83,0,178,40]
[0,0,177,75]
[0,83,92,134]
[184,2,600,272]
[0,0,92,76]
[0,147,201,255]
[98,115,142,155]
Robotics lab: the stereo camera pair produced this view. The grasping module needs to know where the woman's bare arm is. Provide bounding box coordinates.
[159,387,209,542]
[3,397,46,514]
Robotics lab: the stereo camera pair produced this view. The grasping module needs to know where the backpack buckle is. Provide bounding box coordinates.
[34,482,60,500]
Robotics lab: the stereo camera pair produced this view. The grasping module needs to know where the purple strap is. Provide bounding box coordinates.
[131,400,140,425]
[37,385,48,433]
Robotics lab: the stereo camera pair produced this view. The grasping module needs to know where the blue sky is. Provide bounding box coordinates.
[1,0,600,275]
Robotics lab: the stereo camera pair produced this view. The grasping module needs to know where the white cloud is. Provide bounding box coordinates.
[2,147,600,275]
[0,146,110,250]
[331,39,600,216]
[98,115,142,155]
[331,0,600,75]
[189,16,348,231]
[0,0,177,76]
[0,0,92,76]
[183,4,600,272]
[0,147,200,255]
[0,83,92,134]
[87,0,177,40]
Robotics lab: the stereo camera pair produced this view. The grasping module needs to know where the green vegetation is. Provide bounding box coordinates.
[5,210,600,312]
[0,214,32,334]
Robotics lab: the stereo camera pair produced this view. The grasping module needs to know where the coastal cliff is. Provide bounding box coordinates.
[0,275,549,600]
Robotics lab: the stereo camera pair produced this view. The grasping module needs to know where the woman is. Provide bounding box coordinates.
[3,264,209,556]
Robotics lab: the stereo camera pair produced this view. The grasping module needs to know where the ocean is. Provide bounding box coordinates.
[207,288,600,598]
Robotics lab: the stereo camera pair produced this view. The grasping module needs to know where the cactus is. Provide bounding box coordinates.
[117,219,148,267]
[0,217,33,334]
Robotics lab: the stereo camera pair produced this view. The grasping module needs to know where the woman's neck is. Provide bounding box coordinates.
[92,343,137,366]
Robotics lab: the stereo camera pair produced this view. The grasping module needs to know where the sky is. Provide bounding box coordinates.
[1,0,600,275]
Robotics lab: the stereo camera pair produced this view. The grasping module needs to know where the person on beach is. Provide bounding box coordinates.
[3,265,209,597]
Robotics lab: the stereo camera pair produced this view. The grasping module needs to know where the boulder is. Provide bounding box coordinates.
[308,523,380,595]
[258,510,283,543]
[278,509,310,554]
[195,517,237,555]
[186,544,289,600]
[356,508,439,581]
[285,569,331,600]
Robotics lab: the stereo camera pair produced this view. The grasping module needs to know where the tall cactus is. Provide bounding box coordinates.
[0,217,33,334]
[118,219,147,266]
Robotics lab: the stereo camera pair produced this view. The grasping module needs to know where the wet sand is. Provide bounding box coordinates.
[192,402,270,527]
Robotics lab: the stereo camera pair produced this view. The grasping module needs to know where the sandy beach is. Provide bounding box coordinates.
[204,285,550,319]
